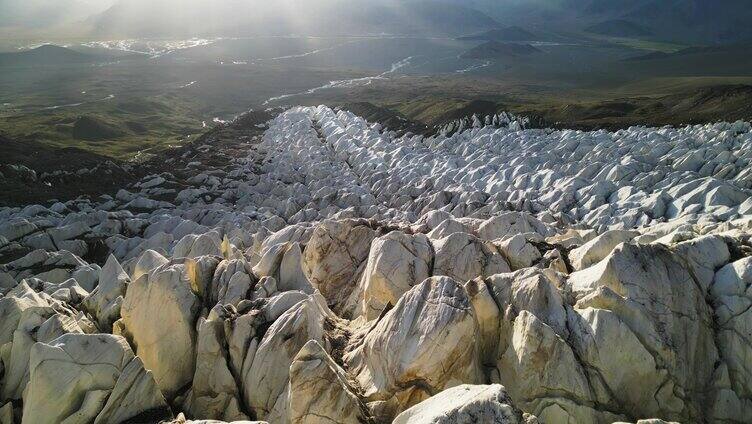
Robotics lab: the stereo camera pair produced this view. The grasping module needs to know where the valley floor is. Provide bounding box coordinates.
[1,106,751,423]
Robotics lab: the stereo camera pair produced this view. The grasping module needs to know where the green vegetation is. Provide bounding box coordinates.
[390,98,473,126]
[1,93,204,160]
[605,37,686,53]
[313,75,752,131]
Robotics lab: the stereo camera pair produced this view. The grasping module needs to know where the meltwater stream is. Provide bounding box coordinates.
[263,56,413,105]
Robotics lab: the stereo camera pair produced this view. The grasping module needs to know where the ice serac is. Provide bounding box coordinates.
[2,105,752,424]
[487,268,569,356]
[82,254,129,332]
[360,230,433,320]
[0,282,92,403]
[0,281,67,354]
[288,340,371,424]
[478,212,555,240]
[393,384,535,424]
[568,229,639,270]
[22,333,169,424]
[119,262,201,399]
[463,277,501,368]
[0,402,14,424]
[708,256,752,421]
[210,257,254,306]
[186,307,248,421]
[173,231,223,258]
[426,216,472,239]
[244,292,343,421]
[345,276,484,420]
[279,242,313,293]
[302,219,375,314]
[131,249,169,282]
[432,232,510,282]
[498,310,619,423]
[568,242,719,422]
[495,234,542,270]
[165,418,268,424]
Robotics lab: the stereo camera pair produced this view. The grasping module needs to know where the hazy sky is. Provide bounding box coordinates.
[0,0,512,39]
[0,0,341,33]
[0,0,266,38]
[0,0,115,26]
[0,0,612,40]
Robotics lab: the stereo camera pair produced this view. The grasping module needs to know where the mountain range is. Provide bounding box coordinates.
[0,0,113,33]
[87,0,500,38]
[1,0,750,45]
[460,41,542,60]
[0,44,100,66]
[458,26,539,42]
[443,0,752,43]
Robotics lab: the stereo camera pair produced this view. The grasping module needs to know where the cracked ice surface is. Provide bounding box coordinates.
[263,105,752,230]
[2,105,752,424]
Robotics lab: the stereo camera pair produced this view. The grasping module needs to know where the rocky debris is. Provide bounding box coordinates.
[0,164,37,184]
[1,106,752,423]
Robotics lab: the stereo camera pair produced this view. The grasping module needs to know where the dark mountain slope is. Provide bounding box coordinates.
[624,0,752,43]
[0,45,99,67]
[585,20,652,37]
[444,0,752,44]
[461,41,542,60]
[458,26,538,42]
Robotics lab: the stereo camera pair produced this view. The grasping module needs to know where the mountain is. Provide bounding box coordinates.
[581,0,653,15]
[0,45,101,67]
[620,43,752,76]
[72,116,127,141]
[444,0,752,44]
[458,26,538,42]
[3,0,749,46]
[0,0,113,27]
[624,0,752,43]
[0,0,114,37]
[460,41,542,60]
[585,20,652,37]
[89,0,499,38]
[624,51,669,62]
